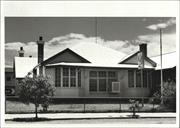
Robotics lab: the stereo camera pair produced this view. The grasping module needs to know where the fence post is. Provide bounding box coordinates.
[83,103,86,113]
[119,103,121,112]
[153,102,154,111]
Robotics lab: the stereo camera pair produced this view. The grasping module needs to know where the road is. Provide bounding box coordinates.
[6,117,176,124]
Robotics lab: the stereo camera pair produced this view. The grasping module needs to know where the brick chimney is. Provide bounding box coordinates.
[139,43,147,57]
[37,36,44,75]
[18,47,24,57]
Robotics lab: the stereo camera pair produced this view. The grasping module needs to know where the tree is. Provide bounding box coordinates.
[153,81,176,109]
[129,99,140,118]
[18,75,55,118]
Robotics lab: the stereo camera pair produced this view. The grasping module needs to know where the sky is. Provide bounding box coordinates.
[5,17,176,67]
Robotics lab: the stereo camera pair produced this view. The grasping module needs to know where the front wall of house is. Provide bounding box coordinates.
[83,68,150,97]
[45,67,83,97]
[45,66,151,98]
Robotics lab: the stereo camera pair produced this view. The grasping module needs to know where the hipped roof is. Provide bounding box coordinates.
[14,42,156,78]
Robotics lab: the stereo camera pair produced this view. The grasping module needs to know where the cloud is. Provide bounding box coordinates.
[146,18,176,30]
[5,32,175,66]
[138,33,176,56]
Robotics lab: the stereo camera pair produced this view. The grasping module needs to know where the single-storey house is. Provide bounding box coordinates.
[14,37,157,98]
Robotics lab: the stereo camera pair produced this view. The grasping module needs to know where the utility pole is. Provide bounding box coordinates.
[160,29,164,104]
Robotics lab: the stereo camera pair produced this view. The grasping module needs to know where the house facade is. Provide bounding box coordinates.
[30,37,156,98]
[13,37,157,98]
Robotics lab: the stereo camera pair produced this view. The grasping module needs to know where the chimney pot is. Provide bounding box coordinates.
[18,47,24,57]
[39,36,43,41]
[139,43,147,57]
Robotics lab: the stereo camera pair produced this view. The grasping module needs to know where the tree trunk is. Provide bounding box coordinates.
[133,107,135,116]
[35,104,38,118]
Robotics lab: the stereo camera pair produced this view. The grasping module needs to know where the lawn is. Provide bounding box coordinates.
[5,100,163,114]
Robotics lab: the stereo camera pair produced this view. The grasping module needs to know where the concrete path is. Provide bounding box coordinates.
[5,113,176,120]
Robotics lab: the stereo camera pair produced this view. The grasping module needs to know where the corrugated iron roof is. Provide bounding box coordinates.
[14,57,38,78]
[150,51,176,70]
[70,42,127,65]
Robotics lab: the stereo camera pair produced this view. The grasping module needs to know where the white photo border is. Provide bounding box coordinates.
[1,1,179,128]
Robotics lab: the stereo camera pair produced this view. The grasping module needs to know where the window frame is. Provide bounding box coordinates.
[89,70,117,92]
[128,69,151,88]
[55,67,81,88]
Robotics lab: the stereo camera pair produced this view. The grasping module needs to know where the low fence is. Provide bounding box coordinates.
[6,96,176,113]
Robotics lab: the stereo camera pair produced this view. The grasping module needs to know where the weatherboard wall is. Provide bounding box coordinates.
[45,66,151,98]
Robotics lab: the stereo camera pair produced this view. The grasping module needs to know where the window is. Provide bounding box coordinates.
[63,68,69,87]
[143,70,148,87]
[89,71,98,92]
[99,79,106,91]
[55,67,81,88]
[128,70,134,87]
[99,71,107,91]
[89,71,117,92]
[89,79,98,91]
[136,70,141,87]
[78,71,81,87]
[148,71,152,88]
[6,76,11,81]
[128,70,151,88]
[90,71,97,77]
[55,67,61,87]
[107,71,117,91]
[108,71,116,77]
[99,71,106,77]
[70,68,76,87]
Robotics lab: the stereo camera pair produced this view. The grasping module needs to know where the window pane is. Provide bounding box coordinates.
[108,71,116,77]
[70,78,76,87]
[136,70,141,87]
[148,71,152,88]
[70,68,76,76]
[63,78,69,87]
[99,79,106,91]
[6,77,11,81]
[63,68,69,76]
[89,79,97,91]
[128,70,134,88]
[78,71,81,87]
[90,71,97,77]
[99,71,106,77]
[55,67,61,87]
[143,70,148,87]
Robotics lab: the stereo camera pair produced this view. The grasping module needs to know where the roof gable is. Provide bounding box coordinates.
[42,48,91,65]
[119,52,156,67]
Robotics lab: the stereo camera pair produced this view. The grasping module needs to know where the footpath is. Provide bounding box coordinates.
[5,112,176,121]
